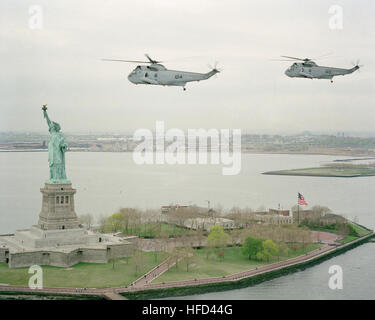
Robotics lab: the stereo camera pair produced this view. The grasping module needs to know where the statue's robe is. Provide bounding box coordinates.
[48,132,67,180]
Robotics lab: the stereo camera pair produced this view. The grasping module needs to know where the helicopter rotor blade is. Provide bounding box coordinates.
[281,56,310,61]
[102,59,151,63]
[145,54,162,64]
[280,53,334,62]
[103,55,203,65]
[270,59,299,62]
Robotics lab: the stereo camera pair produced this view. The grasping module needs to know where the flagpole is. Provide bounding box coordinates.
[297,203,300,225]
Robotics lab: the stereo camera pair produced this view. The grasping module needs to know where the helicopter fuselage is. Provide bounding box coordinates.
[127,64,218,89]
[285,62,359,81]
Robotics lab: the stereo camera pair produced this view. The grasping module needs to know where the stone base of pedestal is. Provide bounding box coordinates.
[38,183,80,230]
[14,225,99,248]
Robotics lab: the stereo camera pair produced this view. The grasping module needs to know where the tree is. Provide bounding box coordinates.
[277,241,289,260]
[311,205,332,217]
[97,215,108,232]
[207,225,229,259]
[119,208,140,234]
[257,239,278,262]
[132,250,144,276]
[196,228,204,247]
[310,205,332,224]
[111,257,119,269]
[107,212,124,232]
[152,236,163,263]
[181,246,196,272]
[213,203,224,217]
[241,236,263,260]
[170,247,184,269]
[230,229,242,247]
[298,227,312,252]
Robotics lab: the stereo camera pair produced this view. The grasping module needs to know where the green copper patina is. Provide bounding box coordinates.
[42,105,70,184]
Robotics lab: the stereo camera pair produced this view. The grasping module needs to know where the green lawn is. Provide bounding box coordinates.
[304,221,371,244]
[153,243,321,284]
[0,251,168,288]
[339,223,371,243]
[348,223,371,236]
[340,235,358,244]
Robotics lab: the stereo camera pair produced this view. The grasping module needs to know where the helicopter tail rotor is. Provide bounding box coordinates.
[207,61,222,74]
[205,62,221,79]
[351,59,363,72]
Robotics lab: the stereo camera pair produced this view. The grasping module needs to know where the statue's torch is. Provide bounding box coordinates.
[42,104,47,115]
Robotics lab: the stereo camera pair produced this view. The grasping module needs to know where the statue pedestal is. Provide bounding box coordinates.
[0,179,137,268]
[38,183,80,230]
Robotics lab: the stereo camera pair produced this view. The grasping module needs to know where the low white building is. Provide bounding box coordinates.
[254,214,294,225]
[183,217,236,231]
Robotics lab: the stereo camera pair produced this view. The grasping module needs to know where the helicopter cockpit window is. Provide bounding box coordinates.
[303,62,313,67]
[288,63,297,71]
[131,66,141,74]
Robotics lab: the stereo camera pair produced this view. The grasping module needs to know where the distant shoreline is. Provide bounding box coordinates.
[263,167,375,178]
[263,172,369,178]
[1,149,374,159]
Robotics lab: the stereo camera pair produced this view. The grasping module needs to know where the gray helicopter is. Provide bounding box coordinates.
[278,56,361,83]
[103,54,219,91]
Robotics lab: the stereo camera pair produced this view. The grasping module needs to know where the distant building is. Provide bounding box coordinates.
[292,209,314,222]
[319,213,346,225]
[268,209,290,217]
[254,214,293,225]
[184,217,236,231]
[161,204,190,214]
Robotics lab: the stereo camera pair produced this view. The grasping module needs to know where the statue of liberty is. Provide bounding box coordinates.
[42,105,70,184]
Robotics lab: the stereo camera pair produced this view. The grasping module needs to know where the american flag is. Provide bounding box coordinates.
[298,192,308,206]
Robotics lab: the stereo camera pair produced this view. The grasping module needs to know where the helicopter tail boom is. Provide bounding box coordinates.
[205,68,220,79]
[348,65,360,74]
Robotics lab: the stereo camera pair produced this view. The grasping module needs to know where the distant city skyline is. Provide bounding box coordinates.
[1,0,374,133]
[3,129,375,139]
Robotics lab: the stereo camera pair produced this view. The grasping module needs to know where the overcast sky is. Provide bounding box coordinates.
[1,0,374,134]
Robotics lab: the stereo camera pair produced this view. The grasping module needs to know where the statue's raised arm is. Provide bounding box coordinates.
[42,104,52,129]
